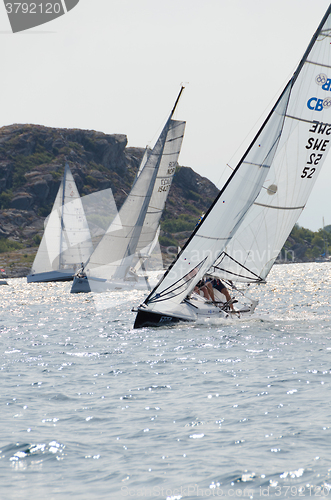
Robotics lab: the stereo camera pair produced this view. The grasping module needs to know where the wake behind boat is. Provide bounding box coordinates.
[134,5,331,328]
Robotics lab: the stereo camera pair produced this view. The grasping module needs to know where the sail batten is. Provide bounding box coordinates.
[253,203,305,210]
[284,115,317,124]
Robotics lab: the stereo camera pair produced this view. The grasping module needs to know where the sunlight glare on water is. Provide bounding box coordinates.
[1,263,331,499]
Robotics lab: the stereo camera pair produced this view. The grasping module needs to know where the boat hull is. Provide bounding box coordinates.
[134,296,256,328]
[134,309,191,328]
[27,270,75,283]
[70,275,156,293]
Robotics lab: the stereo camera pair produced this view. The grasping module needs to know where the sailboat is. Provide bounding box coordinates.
[27,163,94,283]
[70,87,186,293]
[134,5,331,328]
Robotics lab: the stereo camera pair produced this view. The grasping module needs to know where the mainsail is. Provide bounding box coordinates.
[134,5,331,327]
[27,163,94,282]
[82,87,186,283]
[211,6,331,285]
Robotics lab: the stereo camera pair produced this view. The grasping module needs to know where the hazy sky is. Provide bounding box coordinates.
[1,0,330,231]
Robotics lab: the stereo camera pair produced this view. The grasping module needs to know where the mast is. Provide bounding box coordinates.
[58,162,68,270]
[291,4,331,87]
[171,85,185,117]
[115,86,185,273]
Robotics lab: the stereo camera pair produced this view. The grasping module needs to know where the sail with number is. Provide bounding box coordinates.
[27,163,94,283]
[134,5,331,328]
[210,7,331,285]
[70,87,186,292]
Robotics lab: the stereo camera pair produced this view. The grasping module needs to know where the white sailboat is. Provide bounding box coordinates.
[70,87,186,293]
[134,5,331,328]
[27,163,94,283]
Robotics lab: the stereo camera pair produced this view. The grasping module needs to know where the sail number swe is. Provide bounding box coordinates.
[302,136,329,179]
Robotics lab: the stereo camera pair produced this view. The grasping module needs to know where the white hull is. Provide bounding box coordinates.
[70,274,160,293]
[27,270,76,283]
[134,293,257,328]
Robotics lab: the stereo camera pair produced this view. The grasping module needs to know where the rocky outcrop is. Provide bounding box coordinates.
[10,193,35,210]
[0,124,223,277]
[0,124,139,213]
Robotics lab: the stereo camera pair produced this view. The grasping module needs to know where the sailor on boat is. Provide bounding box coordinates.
[194,276,235,311]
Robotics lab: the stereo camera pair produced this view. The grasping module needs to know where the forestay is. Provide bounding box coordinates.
[212,6,331,284]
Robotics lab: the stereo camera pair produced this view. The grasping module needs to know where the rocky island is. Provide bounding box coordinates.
[0,124,219,277]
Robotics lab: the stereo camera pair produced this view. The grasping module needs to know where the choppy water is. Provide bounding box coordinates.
[1,262,331,500]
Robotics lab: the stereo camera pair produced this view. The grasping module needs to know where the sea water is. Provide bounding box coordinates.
[1,262,331,500]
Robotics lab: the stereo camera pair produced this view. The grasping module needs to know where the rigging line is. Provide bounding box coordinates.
[149,258,207,300]
[253,202,304,210]
[150,280,193,303]
[212,266,263,282]
[212,251,262,279]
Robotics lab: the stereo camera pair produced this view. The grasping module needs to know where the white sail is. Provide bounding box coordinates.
[136,147,152,179]
[134,5,331,327]
[83,89,185,283]
[211,8,331,284]
[135,119,185,255]
[28,164,94,281]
